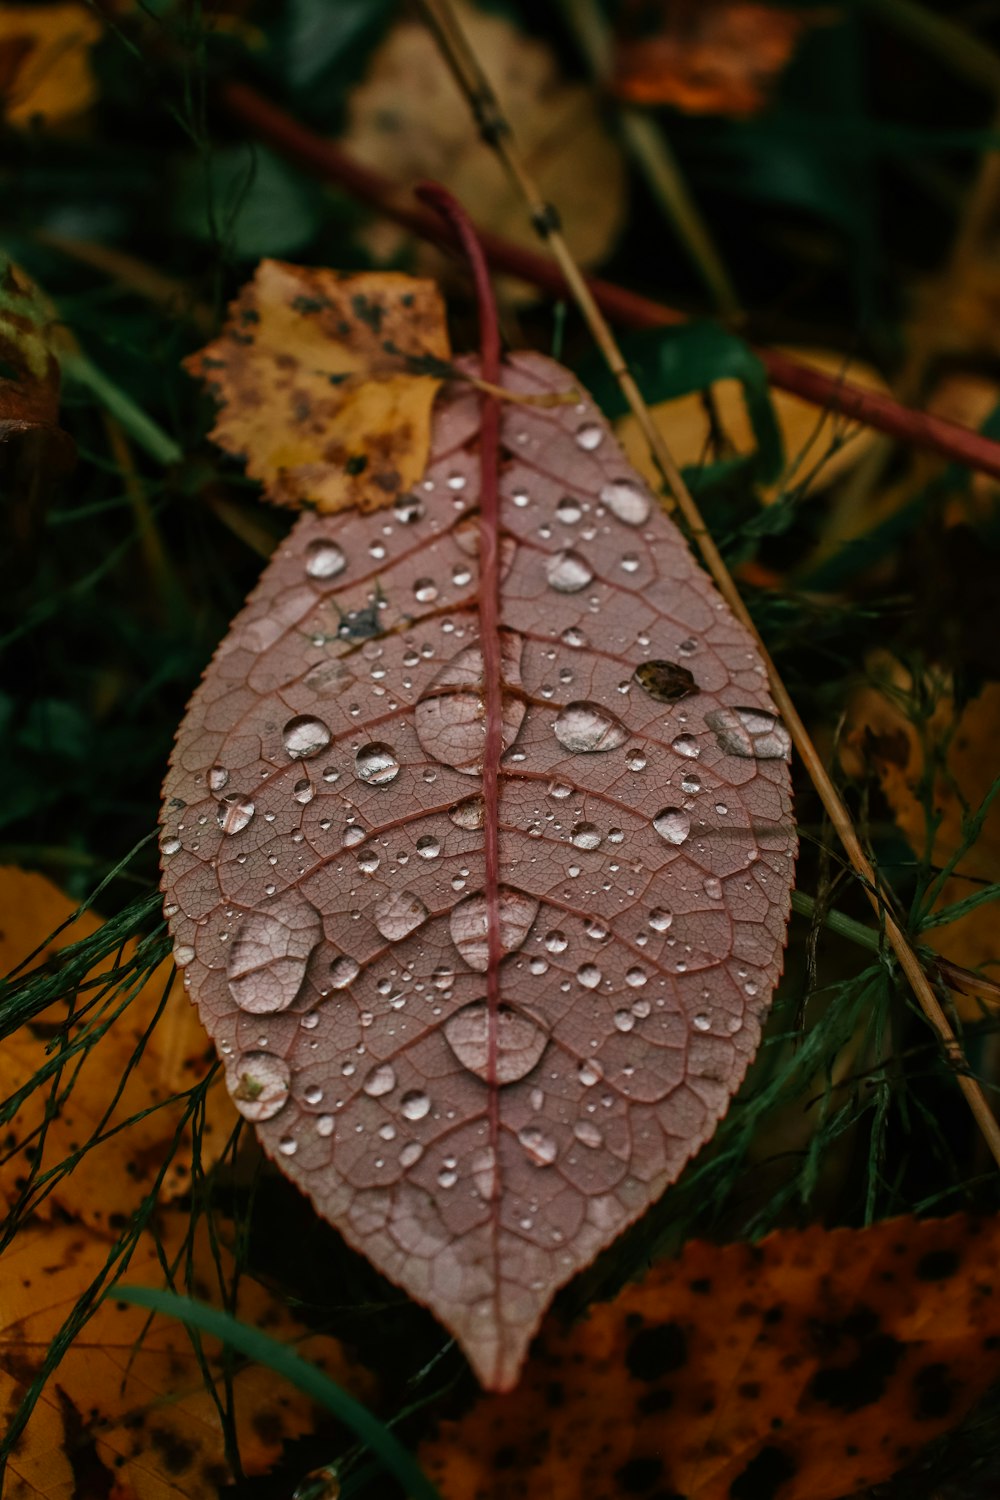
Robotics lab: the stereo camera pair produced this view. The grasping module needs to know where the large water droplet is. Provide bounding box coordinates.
[374,889,429,942]
[400,1089,431,1121]
[355,741,400,785]
[706,706,791,760]
[573,1120,603,1149]
[518,1125,557,1166]
[363,1062,396,1097]
[283,715,332,759]
[330,954,360,989]
[443,1000,549,1083]
[599,478,650,527]
[449,795,485,830]
[208,765,229,793]
[653,807,691,846]
[634,660,697,703]
[449,886,540,971]
[553,701,627,754]
[416,834,441,860]
[415,634,526,775]
[575,422,603,451]
[649,908,673,931]
[305,539,347,580]
[227,1051,290,1121]
[576,963,602,989]
[671,734,700,759]
[571,821,602,850]
[226,894,322,1013]
[216,793,255,835]
[546,550,594,593]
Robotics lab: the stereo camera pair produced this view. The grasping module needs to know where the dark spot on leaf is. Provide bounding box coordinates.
[346,454,368,476]
[351,294,383,332]
[292,295,328,315]
[616,1456,664,1492]
[689,1278,711,1294]
[637,1388,674,1415]
[328,372,349,385]
[626,1321,687,1381]
[494,1445,518,1469]
[251,1408,284,1443]
[729,1445,797,1500]
[633,660,698,703]
[55,1386,115,1498]
[738,1382,761,1399]
[148,1426,197,1475]
[916,1249,960,1281]
[913,1363,957,1419]
[809,1331,904,1411]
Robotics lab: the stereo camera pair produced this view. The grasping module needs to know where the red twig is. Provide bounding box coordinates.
[220,80,1000,483]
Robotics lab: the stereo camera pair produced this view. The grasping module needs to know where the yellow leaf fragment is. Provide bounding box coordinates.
[0,4,101,127]
[0,866,233,1228]
[0,1212,376,1499]
[186,261,451,514]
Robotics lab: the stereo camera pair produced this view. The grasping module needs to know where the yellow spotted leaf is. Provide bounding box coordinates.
[420,1214,1000,1500]
[186,261,451,514]
[0,4,101,128]
[0,1211,376,1499]
[0,867,233,1229]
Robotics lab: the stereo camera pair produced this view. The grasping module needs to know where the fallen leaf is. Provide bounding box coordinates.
[185,261,450,514]
[0,3,101,127]
[616,346,890,503]
[841,659,1000,1014]
[166,334,796,1390]
[0,1209,375,1499]
[614,0,824,117]
[0,866,233,1230]
[419,1213,1000,1500]
[340,0,627,287]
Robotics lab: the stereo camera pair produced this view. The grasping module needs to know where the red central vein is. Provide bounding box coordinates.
[415,187,505,1233]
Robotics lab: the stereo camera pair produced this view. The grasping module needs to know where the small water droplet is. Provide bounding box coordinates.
[693,1013,711,1032]
[585,920,609,942]
[546,550,594,593]
[577,963,602,989]
[574,1120,603,1148]
[363,1063,396,1097]
[374,889,429,942]
[227,1051,290,1121]
[174,944,195,967]
[575,422,603,451]
[283,715,332,759]
[649,908,673,932]
[278,1135,298,1156]
[571,821,602,850]
[293,778,314,805]
[305,539,347,580]
[579,1060,603,1086]
[545,930,568,954]
[653,807,691,845]
[671,734,700,759]
[599,478,650,527]
[556,495,583,524]
[681,772,701,793]
[394,494,424,524]
[553,701,627,754]
[303,1084,323,1106]
[449,795,484,830]
[626,748,647,771]
[626,966,647,987]
[330,954,360,989]
[208,765,229,792]
[414,578,439,603]
[704,877,723,900]
[216,793,255,834]
[161,836,181,857]
[400,1140,423,1166]
[416,834,441,860]
[518,1125,557,1166]
[613,1009,635,1033]
[400,1089,431,1121]
[560,626,588,649]
[343,823,365,847]
[357,848,379,874]
[355,742,400,786]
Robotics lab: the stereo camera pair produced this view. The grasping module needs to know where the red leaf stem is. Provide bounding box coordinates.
[219,79,1000,483]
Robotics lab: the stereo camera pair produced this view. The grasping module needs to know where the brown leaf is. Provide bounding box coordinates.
[0,867,233,1228]
[0,3,100,127]
[0,1210,375,1499]
[339,1,627,290]
[614,0,824,117]
[164,331,796,1390]
[185,261,451,515]
[841,661,1000,1016]
[419,1213,1000,1499]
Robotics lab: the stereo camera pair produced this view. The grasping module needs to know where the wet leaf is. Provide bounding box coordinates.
[0,1210,375,1499]
[0,867,233,1229]
[0,3,100,128]
[185,261,450,515]
[339,0,627,292]
[614,0,823,117]
[419,1213,1000,1500]
[164,345,795,1390]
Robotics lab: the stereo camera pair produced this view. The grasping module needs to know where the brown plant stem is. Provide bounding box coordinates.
[218,79,1000,483]
[415,0,1000,1169]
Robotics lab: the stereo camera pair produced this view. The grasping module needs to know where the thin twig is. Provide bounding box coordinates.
[415,0,1000,1168]
[218,79,1000,482]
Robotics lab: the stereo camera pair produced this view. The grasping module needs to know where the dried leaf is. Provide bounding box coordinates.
[614,0,823,117]
[0,867,233,1228]
[164,345,795,1390]
[617,346,889,503]
[0,3,101,127]
[185,261,450,514]
[0,1210,375,1499]
[340,1,627,290]
[841,661,1000,1015]
[419,1214,1000,1500]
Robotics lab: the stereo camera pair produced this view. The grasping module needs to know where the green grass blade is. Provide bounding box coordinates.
[113,1286,440,1500]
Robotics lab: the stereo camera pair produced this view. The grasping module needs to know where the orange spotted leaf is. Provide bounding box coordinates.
[165,310,796,1389]
[185,261,451,514]
[419,1214,1000,1498]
